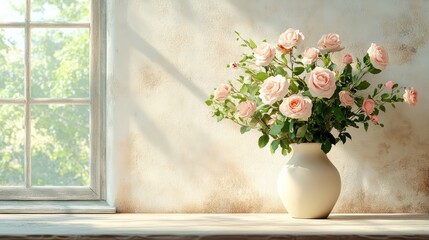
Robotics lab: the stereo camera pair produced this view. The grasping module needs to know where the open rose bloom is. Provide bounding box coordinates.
[207,29,419,155]
[254,42,276,66]
[403,88,418,106]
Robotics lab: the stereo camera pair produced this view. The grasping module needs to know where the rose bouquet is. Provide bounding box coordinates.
[206,28,418,155]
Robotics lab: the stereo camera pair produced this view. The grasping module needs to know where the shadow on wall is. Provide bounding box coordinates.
[111,0,271,213]
[110,1,207,157]
[125,30,207,101]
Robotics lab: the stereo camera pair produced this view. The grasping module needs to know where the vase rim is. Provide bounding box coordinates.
[290,143,322,146]
[290,143,323,152]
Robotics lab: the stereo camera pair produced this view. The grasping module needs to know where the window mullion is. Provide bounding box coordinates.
[24,0,31,189]
[0,0,105,202]
[30,22,90,28]
[0,23,26,28]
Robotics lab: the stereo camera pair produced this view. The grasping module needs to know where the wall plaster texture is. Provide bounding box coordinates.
[106,0,429,213]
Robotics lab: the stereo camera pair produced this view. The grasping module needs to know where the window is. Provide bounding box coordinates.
[0,0,105,200]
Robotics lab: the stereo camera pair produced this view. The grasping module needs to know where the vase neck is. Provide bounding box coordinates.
[291,143,323,156]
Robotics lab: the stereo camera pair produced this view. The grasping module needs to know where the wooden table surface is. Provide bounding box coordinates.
[0,213,428,239]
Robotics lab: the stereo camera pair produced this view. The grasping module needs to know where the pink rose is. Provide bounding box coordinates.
[279,94,313,121]
[403,88,418,106]
[370,115,379,125]
[306,67,337,98]
[385,81,395,89]
[278,28,305,50]
[367,43,389,70]
[254,42,276,66]
[267,115,277,125]
[318,33,343,52]
[339,91,354,107]
[214,84,231,101]
[362,98,375,115]
[237,100,257,118]
[260,75,289,105]
[302,47,320,65]
[343,54,353,64]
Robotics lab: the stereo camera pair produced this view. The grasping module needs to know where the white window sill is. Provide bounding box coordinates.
[0,201,115,214]
[0,214,428,238]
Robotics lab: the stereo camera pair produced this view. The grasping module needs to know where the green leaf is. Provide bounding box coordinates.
[328,63,337,71]
[355,81,371,90]
[368,67,382,74]
[363,54,371,66]
[281,148,288,156]
[254,72,269,81]
[270,139,280,154]
[288,81,299,94]
[293,67,305,76]
[373,108,379,115]
[343,64,352,75]
[333,108,345,121]
[269,122,284,136]
[281,121,290,133]
[302,91,312,97]
[339,134,346,144]
[379,105,386,112]
[364,122,369,132]
[355,97,364,107]
[205,100,213,106]
[323,57,331,67]
[326,133,337,144]
[225,100,235,109]
[258,134,269,148]
[217,115,224,122]
[276,67,287,76]
[240,84,248,94]
[381,93,389,100]
[356,58,362,71]
[305,132,313,142]
[281,53,288,65]
[248,84,259,96]
[321,141,332,153]
[280,139,289,149]
[344,132,352,140]
[296,125,308,138]
[240,126,251,134]
[248,39,257,49]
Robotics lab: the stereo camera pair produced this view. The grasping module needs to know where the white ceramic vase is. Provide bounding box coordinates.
[277,143,341,219]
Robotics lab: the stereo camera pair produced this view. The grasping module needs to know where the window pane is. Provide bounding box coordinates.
[0,0,25,22]
[31,104,90,186]
[0,28,25,98]
[31,28,89,98]
[31,0,90,22]
[0,105,25,186]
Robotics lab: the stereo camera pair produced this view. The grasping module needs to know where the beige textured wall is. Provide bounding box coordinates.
[106,0,429,213]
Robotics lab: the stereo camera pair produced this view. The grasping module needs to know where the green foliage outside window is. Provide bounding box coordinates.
[0,0,91,186]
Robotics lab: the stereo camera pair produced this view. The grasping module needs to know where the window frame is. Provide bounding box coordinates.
[0,0,106,201]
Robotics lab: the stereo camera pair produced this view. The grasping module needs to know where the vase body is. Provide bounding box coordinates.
[277,143,341,219]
